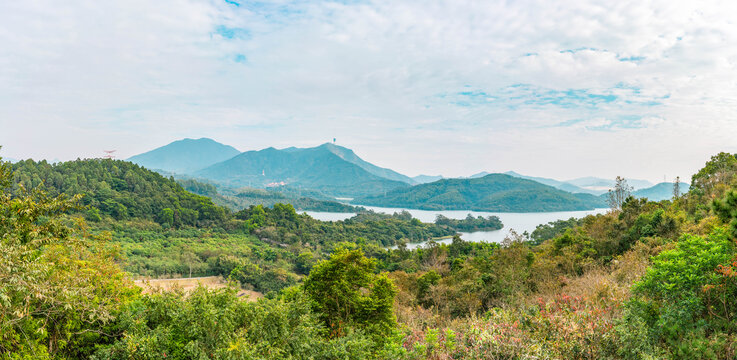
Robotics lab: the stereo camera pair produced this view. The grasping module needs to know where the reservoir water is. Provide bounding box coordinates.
[305,206,609,249]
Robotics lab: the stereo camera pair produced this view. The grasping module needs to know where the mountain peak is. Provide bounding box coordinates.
[312,143,415,185]
[128,138,241,174]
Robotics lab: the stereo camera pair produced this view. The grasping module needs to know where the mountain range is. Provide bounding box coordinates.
[565,176,653,192]
[195,144,410,197]
[126,138,674,211]
[502,171,596,194]
[456,171,654,195]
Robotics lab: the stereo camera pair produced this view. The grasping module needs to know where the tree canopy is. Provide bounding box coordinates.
[11,159,228,227]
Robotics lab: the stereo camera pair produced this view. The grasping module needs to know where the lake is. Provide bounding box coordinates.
[305,206,609,249]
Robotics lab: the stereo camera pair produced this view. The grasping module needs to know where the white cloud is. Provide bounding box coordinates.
[1,0,736,182]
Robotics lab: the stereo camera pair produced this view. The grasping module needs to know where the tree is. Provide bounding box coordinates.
[303,249,397,342]
[691,152,737,193]
[607,176,633,211]
[158,207,174,227]
[0,154,139,357]
[713,190,737,238]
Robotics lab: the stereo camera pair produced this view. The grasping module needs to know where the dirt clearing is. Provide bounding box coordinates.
[134,276,263,302]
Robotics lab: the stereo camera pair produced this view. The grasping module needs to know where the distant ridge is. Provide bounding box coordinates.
[632,182,688,201]
[413,174,444,184]
[566,176,653,191]
[128,138,240,174]
[502,171,598,195]
[468,171,491,178]
[355,173,607,212]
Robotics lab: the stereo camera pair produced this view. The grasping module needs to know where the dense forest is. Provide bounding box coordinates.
[10,159,229,227]
[4,152,737,358]
[355,173,607,212]
[434,214,503,232]
[178,178,364,213]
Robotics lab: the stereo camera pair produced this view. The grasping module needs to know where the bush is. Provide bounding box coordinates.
[303,249,398,343]
[624,227,736,355]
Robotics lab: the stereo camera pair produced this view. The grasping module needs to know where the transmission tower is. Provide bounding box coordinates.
[103,150,117,159]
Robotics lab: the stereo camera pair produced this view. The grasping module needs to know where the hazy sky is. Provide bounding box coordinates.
[1,0,736,182]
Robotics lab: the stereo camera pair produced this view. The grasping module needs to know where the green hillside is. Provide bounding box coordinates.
[632,181,689,201]
[356,173,607,212]
[196,145,409,197]
[11,159,228,227]
[178,178,364,213]
[128,137,240,174]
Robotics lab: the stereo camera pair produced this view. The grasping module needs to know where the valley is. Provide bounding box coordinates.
[3,2,731,357]
[4,146,736,359]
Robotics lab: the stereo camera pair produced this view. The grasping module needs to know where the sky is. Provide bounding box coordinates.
[1,0,736,183]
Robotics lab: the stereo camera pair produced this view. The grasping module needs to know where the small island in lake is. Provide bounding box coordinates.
[434,214,504,232]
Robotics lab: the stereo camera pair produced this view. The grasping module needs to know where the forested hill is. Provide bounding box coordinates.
[177,178,365,213]
[632,182,688,201]
[196,145,409,197]
[11,159,228,227]
[355,173,607,212]
[128,137,241,174]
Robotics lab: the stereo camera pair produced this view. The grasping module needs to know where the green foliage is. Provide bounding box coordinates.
[177,178,219,197]
[303,249,398,342]
[620,206,678,253]
[231,187,365,212]
[113,227,300,294]
[713,190,737,238]
[416,270,441,306]
[0,158,139,358]
[530,217,585,244]
[434,213,503,232]
[357,173,606,212]
[8,149,737,359]
[93,287,331,360]
[295,251,316,275]
[11,159,229,228]
[544,199,680,268]
[236,205,454,247]
[625,228,736,356]
[178,178,366,213]
[691,152,737,194]
[230,263,299,294]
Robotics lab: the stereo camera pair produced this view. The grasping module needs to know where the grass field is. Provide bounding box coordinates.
[134,276,263,302]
